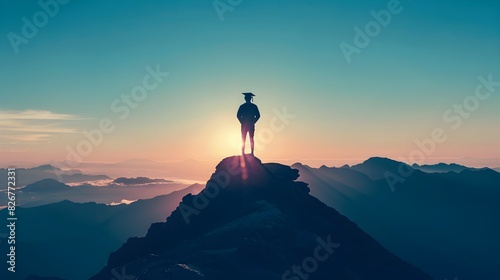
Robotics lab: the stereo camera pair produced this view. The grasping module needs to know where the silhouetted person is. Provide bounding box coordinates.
[237,92,260,155]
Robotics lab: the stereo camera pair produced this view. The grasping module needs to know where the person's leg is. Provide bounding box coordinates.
[249,126,255,155]
[241,126,247,154]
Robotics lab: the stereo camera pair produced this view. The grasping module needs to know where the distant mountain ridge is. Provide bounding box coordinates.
[292,157,500,280]
[412,162,485,173]
[22,178,71,193]
[350,157,413,180]
[0,177,192,208]
[0,184,204,280]
[0,164,110,186]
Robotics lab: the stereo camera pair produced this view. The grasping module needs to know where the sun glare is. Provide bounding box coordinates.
[210,126,242,158]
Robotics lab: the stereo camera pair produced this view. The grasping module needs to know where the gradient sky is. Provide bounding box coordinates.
[1,0,499,167]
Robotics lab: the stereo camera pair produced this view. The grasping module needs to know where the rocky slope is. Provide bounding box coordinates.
[92,155,433,280]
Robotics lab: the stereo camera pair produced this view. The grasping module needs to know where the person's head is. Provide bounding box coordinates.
[242,92,255,103]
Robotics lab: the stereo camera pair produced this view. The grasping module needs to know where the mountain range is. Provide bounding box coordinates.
[91,155,432,280]
[0,177,192,208]
[0,165,110,187]
[411,162,485,173]
[292,157,500,280]
[3,156,497,280]
[0,184,204,280]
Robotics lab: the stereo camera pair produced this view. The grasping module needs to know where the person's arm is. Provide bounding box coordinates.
[237,106,243,123]
[254,105,260,123]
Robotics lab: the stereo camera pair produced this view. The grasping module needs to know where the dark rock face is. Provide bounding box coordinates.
[91,155,433,280]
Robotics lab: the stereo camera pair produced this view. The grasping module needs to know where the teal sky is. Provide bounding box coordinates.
[1,0,499,166]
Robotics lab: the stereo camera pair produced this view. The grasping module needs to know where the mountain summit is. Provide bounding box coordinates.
[92,155,432,280]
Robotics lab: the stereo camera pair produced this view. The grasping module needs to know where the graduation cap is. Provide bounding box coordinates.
[242,92,255,102]
[242,92,255,97]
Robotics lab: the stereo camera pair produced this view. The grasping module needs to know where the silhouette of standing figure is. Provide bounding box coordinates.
[237,92,260,155]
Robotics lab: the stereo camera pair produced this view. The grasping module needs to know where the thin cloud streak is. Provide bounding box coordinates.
[0,126,78,133]
[0,109,87,120]
[0,134,51,142]
[0,109,87,144]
